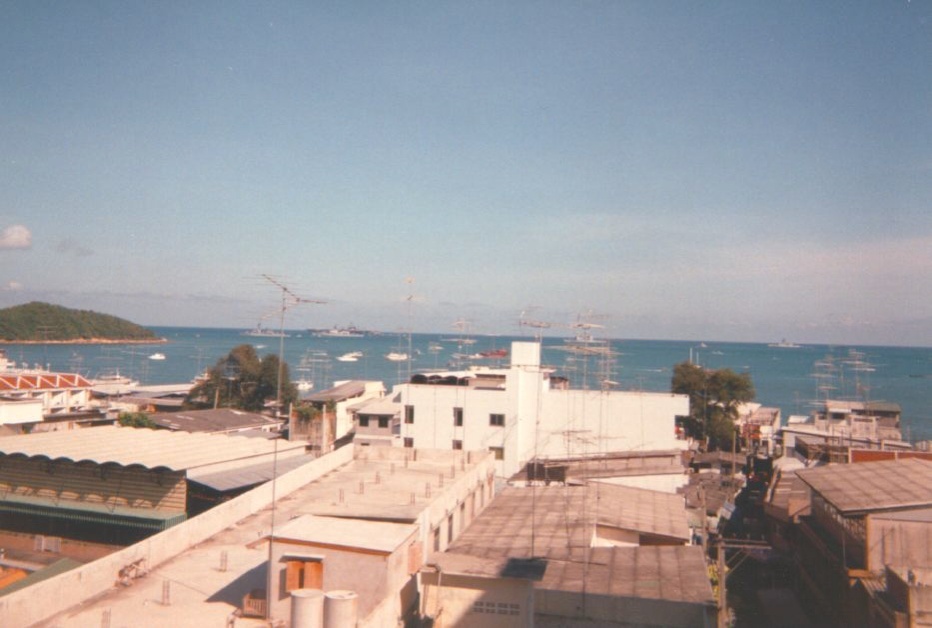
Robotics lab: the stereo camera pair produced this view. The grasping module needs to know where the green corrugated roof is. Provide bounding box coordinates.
[0,493,186,529]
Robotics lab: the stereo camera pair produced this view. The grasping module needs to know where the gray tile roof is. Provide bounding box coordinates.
[796,458,932,514]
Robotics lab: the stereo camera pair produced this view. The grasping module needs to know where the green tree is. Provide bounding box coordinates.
[118,411,157,429]
[184,344,296,414]
[671,362,755,450]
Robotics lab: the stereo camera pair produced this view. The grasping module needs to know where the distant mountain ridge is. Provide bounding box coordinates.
[0,302,161,343]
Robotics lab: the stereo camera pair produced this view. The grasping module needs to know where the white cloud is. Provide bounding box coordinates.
[3,281,23,291]
[0,225,32,249]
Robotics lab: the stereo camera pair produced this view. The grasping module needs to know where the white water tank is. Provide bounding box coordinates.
[323,589,358,627]
[291,588,325,628]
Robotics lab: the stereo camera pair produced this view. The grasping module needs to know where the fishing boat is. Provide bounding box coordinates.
[480,348,508,359]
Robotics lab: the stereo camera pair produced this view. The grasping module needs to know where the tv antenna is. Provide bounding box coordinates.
[261,274,325,417]
[519,307,552,341]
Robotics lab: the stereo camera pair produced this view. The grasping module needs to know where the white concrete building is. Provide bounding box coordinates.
[390,342,689,477]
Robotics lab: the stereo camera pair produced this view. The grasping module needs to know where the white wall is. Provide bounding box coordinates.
[0,399,42,425]
[396,342,688,477]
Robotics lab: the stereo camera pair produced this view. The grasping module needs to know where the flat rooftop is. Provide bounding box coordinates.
[37,446,491,627]
[273,514,417,554]
[286,447,488,522]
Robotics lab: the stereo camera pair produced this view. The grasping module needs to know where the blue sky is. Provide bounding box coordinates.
[1,2,930,346]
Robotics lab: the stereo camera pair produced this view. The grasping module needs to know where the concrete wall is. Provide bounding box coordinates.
[269,537,413,622]
[0,399,42,425]
[0,444,355,628]
[419,571,534,628]
[535,589,715,628]
[868,511,932,571]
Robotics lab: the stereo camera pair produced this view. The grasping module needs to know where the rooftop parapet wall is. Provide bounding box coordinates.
[0,444,355,628]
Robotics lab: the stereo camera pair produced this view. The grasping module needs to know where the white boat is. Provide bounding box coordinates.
[295,378,314,392]
[148,352,166,361]
[90,371,140,396]
[385,352,408,362]
[336,351,363,362]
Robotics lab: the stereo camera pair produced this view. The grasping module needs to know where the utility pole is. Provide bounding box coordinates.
[717,537,728,628]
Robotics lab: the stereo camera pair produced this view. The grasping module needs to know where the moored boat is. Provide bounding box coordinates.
[337,351,364,362]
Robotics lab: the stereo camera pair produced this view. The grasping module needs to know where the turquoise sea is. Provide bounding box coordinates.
[5,327,931,442]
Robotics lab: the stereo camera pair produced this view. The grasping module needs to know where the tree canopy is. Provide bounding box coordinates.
[184,344,297,414]
[671,361,755,450]
[0,301,159,342]
[118,411,157,429]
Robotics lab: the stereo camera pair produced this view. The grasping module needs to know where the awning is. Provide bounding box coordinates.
[0,494,186,531]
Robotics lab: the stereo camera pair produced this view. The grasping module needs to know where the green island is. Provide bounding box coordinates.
[0,301,164,344]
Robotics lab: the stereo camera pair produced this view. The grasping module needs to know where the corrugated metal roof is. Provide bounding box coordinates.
[796,458,932,513]
[351,392,402,416]
[449,485,689,560]
[187,454,314,492]
[0,426,306,472]
[150,408,280,433]
[305,380,368,403]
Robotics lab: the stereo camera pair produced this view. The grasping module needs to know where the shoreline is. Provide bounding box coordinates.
[0,338,167,346]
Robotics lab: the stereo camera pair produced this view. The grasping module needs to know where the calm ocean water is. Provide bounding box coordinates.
[5,327,931,442]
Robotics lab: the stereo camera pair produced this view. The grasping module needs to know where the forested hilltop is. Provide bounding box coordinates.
[0,302,162,343]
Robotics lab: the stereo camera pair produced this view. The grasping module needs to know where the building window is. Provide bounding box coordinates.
[404,437,414,448]
[472,601,519,616]
[489,446,504,460]
[453,440,463,450]
[285,558,323,593]
[378,416,390,429]
[358,416,369,428]
[405,405,415,424]
[453,407,463,427]
[489,413,505,427]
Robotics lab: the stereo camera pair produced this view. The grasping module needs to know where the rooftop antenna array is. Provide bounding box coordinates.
[518,307,552,342]
[405,278,415,382]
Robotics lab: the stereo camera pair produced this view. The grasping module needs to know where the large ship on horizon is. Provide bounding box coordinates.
[310,325,370,338]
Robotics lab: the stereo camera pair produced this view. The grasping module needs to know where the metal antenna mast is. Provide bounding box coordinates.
[261,274,325,419]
